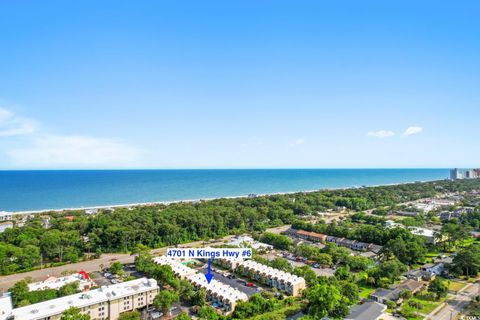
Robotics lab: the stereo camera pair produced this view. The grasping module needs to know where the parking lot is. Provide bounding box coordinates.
[197,268,259,297]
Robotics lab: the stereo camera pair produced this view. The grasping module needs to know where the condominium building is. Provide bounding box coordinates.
[153,256,248,313]
[217,258,306,296]
[8,278,159,320]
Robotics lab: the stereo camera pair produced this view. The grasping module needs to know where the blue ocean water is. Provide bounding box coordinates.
[0,169,449,212]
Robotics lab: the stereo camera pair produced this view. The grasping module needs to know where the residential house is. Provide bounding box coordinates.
[345,301,386,320]
[395,279,425,295]
[405,269,436,281]
[370,288,401,305]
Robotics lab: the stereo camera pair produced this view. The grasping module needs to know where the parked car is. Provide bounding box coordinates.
[246,282,255,287]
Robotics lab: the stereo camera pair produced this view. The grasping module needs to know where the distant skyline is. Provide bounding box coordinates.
[0,1,479,169]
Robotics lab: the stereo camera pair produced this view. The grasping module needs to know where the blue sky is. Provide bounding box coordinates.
[0,1,479,169]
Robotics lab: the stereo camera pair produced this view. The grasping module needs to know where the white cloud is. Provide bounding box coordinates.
[294,138,305,145]
[402,126,423,137]
[0,106,142,168]
[8,135,141,168]
[289,138,306,146]
[0,107,37,136]
[367,130,395,138]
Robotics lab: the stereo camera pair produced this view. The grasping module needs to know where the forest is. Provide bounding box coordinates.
[1,178,480,275]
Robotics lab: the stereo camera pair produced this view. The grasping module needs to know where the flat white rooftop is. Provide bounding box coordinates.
[409,226,435,238]
[28,273,92,291]
[10,278,157,320]
[0,293,13,320]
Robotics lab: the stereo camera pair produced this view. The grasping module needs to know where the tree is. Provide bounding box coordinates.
[60,307,91,320]
[176,313,192,320]
[153,290,179,318]
[109,261,123,275]
[370,259,407,284]
[192,288,207,306]
[451,244,480,277]
[259,233,293,250]
[428,278,448,300]
[270,257,292,272]
[340,281,359,304]
[335,266,354,282]
[153,264,177,287]
[118,311,141,320]
[381,237,426,265]
[306,283,350,319]
[178,279,195,302]
[58,281,80,297]
[293,266,318,287]
[9,280,29,307]
[197,305,226,320]
[399,290,413,299]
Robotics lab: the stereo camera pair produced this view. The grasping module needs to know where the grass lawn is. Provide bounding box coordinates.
[248,301,305,320]
[409,296,446,314]
[358,285,375,299]
[448,280,467,292]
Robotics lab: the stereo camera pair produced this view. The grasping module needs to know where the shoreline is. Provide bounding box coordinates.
[9,178,446,215]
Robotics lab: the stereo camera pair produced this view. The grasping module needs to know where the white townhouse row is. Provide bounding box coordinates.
[153,256,248,313]
[2,278,159,320]
[217,258,306,296]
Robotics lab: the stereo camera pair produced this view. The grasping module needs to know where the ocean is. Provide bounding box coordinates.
[0,169,449,212]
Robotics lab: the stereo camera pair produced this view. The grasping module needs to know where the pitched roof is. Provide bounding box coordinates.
[346,301,386,320]
[395,279,424,292]
[371,288,401,301]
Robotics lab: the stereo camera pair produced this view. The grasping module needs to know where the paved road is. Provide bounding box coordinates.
[0,227,282,293]
[0,234,239,292]
[0,253,134,292]
[426,281,479,320]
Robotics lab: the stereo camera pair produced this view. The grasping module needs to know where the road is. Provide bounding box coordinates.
[0,253,134,292]
[426,281,479,320]
[0,233,242,292]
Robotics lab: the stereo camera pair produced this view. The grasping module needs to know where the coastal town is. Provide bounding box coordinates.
[0,177,480,320]
[1,0,479,318]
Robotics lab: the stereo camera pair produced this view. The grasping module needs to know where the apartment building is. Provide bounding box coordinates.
[153,256,248,313]
[295,230,327,242]
[8,278,159,320]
